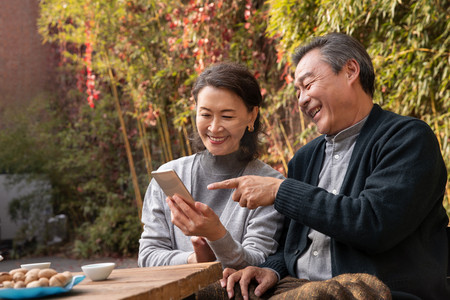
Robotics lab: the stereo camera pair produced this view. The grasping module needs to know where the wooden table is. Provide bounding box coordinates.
[63,262,222,300]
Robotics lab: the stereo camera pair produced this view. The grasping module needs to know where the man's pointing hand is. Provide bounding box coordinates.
[208,175,283,209]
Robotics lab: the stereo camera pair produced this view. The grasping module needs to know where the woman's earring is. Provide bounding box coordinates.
[248,125,254,132]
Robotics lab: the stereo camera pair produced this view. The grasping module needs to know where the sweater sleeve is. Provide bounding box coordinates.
[258,217,291,278]
[275,119,447,254]
[207,204,284,269]
[139,157,286,269]
[138,179,192,267]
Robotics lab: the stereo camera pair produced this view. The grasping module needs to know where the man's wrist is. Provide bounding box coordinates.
[272,178,284,203]
[263,267,280,282]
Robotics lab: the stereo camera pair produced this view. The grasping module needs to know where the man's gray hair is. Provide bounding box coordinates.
[292,33,375,98]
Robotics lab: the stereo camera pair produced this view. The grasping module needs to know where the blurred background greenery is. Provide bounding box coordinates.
[0,0,448,258]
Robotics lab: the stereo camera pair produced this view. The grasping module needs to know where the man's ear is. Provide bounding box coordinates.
[345,59,360,84]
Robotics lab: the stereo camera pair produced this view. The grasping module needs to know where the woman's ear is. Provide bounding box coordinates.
[250,106,259,124]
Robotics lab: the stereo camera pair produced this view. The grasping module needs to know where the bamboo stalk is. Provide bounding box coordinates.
[137,116,152,180]
[430,94,449,209]
[279,121,294,158]
[262,113,288,172]
[430,94,442,147]
[299,109,306,146]
[156,116,169,162]
[160,111,173,161]
[104,54,143,220]
[141,119,153,173]
[182,123,192,156]
[178,130,187,157]
[172,106,187,157]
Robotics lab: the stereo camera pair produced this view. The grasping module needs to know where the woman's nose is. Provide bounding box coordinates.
[208,118,223,132]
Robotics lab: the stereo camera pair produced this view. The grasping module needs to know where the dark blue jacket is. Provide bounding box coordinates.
[261,104,449,300]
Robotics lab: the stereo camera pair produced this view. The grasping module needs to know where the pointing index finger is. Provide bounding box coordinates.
[207,178,239,190]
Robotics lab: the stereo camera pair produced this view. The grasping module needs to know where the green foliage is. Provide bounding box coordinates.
[16,0,448,258]
[73,195,141,258]
[48,94,144,256]
[0,95,59,175]
[267,0,450,209]
[0,83,144,256]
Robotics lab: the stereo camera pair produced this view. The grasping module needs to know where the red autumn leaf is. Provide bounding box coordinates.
[244,10,251,20]
[276,50,284,63]
[285,74,293,84]
[87,95,95,108]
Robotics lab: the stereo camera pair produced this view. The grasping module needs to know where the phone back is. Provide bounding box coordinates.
[151,169,195,204]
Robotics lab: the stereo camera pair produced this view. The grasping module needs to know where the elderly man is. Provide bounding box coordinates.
[208,33,449,299]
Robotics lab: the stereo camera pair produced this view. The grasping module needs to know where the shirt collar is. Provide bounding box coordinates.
[325,116,369,144]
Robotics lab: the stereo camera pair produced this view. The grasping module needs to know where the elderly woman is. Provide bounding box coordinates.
[138,62,284,270]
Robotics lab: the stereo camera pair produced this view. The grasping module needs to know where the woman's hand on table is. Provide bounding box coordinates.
[167,194,227,241]
[187,236,217,263]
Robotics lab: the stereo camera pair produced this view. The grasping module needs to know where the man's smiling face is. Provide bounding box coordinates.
[294,49,360,135]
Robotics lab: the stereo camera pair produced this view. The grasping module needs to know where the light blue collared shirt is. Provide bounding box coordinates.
[295,116,368,280]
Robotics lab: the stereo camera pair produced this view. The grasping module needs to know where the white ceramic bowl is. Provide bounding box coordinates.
[20,262,51,270]
[81,262,116,281]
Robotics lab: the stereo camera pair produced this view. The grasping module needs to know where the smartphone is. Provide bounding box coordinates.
[151,169,195,205]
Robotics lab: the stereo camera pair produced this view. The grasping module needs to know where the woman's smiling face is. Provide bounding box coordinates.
[196,86,258,156]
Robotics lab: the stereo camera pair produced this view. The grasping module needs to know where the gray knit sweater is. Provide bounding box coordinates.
[138,151,285,269]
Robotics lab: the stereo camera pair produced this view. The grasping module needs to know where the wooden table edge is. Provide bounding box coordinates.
[71,261,223,300]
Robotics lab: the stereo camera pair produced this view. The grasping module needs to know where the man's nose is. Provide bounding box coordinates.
[298,91,310,108]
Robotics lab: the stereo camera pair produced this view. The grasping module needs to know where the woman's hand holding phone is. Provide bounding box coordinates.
[166,194,227,242]
[152,169,227,242]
